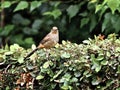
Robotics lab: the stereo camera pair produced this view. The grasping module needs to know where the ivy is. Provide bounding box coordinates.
[14,1,29,12]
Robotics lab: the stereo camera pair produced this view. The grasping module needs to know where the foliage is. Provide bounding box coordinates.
[0,0,120,48]
[95,0,120,33]
[95,0,120,14]
[0,34,120,90]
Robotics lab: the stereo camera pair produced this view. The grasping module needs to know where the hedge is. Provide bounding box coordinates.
[0,34,120,90]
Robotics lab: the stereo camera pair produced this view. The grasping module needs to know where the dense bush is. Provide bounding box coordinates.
[0,34,120,90]
[0,0,120,48]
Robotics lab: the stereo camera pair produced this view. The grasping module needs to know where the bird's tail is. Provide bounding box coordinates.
[24,48,38,60]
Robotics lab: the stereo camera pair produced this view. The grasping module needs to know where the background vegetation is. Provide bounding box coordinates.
[0,0,120,48]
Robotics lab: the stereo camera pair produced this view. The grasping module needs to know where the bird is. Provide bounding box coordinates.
[24,26,59,60]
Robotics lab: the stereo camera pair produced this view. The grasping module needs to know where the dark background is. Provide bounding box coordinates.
[0,0,120,48]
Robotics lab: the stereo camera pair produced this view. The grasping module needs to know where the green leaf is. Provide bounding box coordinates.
[95,4,103,13]
[61,85,69,90]
[89,15,97,32]
[92,78,101,85]
[106,51,111,57]
[102,13,111,32]
[111,16,120,33]
[24,38,34,45]
[43,9,61,19]
[89,0,97,3]
[82,40,91,44]
[14,1,28,12]
[99,6,108,21]
[60,73,71,83]
[43,12,52,16]
[117,6,120,12]
[101,60,108,65]
[5,86,10,90]
[79,12,88,17]
[83,70,89,76]
[67,5,79,19]
[0,25,14,36]
[107,0,119,14]
[36,75,44,80]
[26,65,35,70]
[51,70,63,81]
[11,34,24,45]
[95,65,101,72]
[96,56,104,61]
[62,40,67,45]
[64,73,71,79]
[52,9,62,19]
[71,77,78,82]
[32,19,42,29]
[1,1,11,8]
[103,0,109,5]
[4,51,13,56]
[12,14,30,26]
[117,65,120,73]
[22,19,30,26]
[5,44,9,50]
[30,1,42,12]
[116,88,120,90]
[104,80,114,89]
[74,72,81,77]
[80,18,89,28]
[18,57,24,64]
[10,44,20,52]
[43,61,50,68]
[54,1,61,7]
[115,47,120,52]
[23,27,38,35]
[61,52,70,59]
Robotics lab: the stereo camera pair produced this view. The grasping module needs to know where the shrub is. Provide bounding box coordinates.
[0,34,120,90]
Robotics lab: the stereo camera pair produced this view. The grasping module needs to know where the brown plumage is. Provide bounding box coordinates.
[24,26,59,60]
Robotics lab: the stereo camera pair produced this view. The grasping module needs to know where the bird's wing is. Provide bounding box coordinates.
[40,34,51,44]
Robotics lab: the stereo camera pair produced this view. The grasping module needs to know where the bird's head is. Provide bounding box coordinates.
[51,26,58,34]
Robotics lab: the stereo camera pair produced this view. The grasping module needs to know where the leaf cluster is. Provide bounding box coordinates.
[0,34,120,90]
[0,0,120,48]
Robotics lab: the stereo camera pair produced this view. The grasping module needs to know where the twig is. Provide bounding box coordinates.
[4,64,11,73]
[31,78,35,90]
[0,0,5,28]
